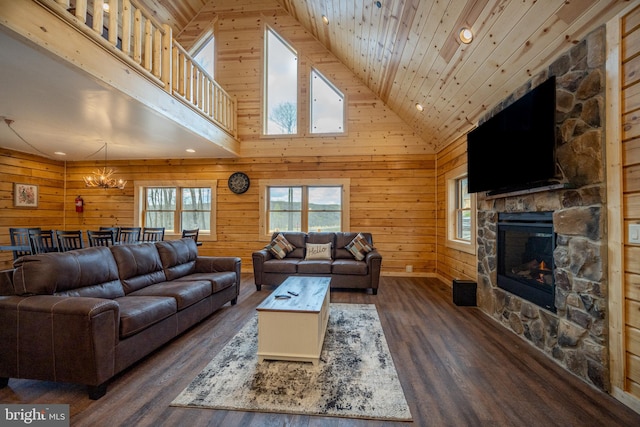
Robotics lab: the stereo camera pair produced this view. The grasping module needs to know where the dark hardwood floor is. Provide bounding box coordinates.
[1,275,639,426]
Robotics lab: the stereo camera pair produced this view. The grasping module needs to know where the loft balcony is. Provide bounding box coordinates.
[0,0,239,160]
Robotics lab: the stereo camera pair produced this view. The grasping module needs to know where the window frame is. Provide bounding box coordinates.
[263,26,298,136]
[445,165,476,254]
[259,178,350,240]
[309,67,346,135]
[189,23,216,79]
[134,180,217,240]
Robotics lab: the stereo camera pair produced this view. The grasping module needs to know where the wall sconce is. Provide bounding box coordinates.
[459,27,473,44]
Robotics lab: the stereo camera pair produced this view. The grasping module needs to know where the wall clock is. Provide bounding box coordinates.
[228,172,250,194]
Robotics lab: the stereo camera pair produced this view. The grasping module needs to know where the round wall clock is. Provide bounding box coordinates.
[228,172,250,194]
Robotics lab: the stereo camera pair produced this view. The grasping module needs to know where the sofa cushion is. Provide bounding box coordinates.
[265,233,296,259]
[115,295,176,338]
[263,258,299,273]
[305,242,332,260]
[274,232,306,258]
[110,243,167,294]
[12,247,124,298]
[155,238,198,280]
[174,271,237,293]
[332,259,368,275]
[344,233,374,261]
[298,260,332,274]
[127,280,211,310]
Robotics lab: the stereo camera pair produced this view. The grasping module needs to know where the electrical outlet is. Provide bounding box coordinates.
[629,224,640,244]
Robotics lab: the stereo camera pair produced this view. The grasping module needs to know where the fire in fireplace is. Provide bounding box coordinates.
[497,212,556,312]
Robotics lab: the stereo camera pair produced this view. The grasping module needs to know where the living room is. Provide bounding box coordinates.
[1,0,640,425]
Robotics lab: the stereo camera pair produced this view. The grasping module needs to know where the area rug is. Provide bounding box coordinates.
[171,303,412,421]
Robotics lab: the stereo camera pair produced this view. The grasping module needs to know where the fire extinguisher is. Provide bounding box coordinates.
[75,196,84,213]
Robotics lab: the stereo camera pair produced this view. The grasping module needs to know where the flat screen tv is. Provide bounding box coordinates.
[467,76,557,195]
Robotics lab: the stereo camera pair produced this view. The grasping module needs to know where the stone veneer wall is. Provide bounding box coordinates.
[475,26,609,391]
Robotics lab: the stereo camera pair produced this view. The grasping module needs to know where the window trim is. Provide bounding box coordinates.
[134,180,217,241]
[259,178,350,240]
[445,165,476,254]
[309,67,346,135]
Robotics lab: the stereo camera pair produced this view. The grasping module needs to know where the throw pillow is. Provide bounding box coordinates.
[345,233,373,261]
[305,242,332,260]
[265,233,295,260]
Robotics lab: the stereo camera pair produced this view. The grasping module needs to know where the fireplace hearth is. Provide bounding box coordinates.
[497,212,556,312]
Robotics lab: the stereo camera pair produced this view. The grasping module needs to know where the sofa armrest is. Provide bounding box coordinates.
[195,256,241,283]
[365,250,383,291]
[0,295,119,387]
[252,249,273,286]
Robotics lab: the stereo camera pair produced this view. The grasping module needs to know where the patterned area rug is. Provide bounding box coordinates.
[171,303,412,421]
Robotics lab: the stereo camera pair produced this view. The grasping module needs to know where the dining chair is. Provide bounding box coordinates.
[141,227,165,242]
[181,228,199,243]
[87,230,116,247]
[118,227,141,243]
[29,229,58,254]
[99,226,120,241]
[9,227,40,260]
[56,230,85,252]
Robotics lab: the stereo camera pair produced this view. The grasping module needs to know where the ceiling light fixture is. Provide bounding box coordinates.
[186,148,196,153]
[459,27,473,44]
[322,15,329,25]
[103,2,110,13]
[83,143,126,189]
[415,103,424,112]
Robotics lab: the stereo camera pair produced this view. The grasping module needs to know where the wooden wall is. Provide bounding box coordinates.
[0,149,65,268]
[435,136,477,285]
[621,3,640,404]
[0,152,437,275]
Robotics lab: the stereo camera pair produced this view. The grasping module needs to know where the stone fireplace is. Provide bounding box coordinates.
[474,26,609,391]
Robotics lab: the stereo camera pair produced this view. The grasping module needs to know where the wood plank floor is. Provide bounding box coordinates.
[2,275,640,426]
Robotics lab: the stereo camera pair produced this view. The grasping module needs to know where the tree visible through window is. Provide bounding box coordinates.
[455,177,471,241]
[264,27,297,135]
[145,187,211,232]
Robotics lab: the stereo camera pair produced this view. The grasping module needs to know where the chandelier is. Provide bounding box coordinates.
[83,143,127,189]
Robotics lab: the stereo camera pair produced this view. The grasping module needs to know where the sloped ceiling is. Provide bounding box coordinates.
[0,0,633,160]
[141,0,632,152]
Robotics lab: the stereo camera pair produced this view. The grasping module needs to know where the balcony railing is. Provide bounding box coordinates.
[39,0,237,137]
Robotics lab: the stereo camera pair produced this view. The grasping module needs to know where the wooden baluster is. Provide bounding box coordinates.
[92,0,104,35]
[162,24,172,92]
[152,27,161,78]
[122,0,131,55]
[144,19,152,71]
[108,0,119,46]
[133,9,142,64]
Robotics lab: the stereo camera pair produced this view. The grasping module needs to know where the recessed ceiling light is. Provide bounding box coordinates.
[186,148,196,153]
[54,151,66,156]
[322,15,329,25]
[459,27,473,44]
[415,103,424,112]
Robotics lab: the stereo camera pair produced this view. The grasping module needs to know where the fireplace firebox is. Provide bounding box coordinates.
[497,212,556,312]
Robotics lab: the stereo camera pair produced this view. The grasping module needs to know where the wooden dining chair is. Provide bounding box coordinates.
[181,228,199,243]
[29,229,58,254]
[9,227,39,260]
[56,230,85,252]
[118,227,141,243]
[87,230,116,247]
[141,227,165,242]
[99,226,120,241]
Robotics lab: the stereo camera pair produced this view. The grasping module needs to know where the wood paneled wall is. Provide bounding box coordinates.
[621,3,640,403]
[0,153,437,275]
[435,135,477,285]
[0,149,65,268]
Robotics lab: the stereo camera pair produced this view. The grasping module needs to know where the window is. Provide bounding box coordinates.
[192,35,215,78]
[134,180,216,238]
[264,27,297,135]
[310,69,344,133]
[259,179,350,238]
[446,165,476,254]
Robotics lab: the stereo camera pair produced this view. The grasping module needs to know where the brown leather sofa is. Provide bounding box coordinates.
[0,238,240,399]
[252,232,382,294]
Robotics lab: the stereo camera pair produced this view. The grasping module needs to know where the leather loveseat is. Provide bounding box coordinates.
[252,232,382,294]
[0,238,240,399]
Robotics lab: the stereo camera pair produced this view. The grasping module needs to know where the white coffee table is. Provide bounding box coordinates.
[256,276,331,365]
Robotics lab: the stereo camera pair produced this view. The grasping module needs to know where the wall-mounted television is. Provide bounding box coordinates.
[467,76,557,195]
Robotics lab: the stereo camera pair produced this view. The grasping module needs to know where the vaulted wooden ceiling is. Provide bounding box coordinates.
[137,0,632,152]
